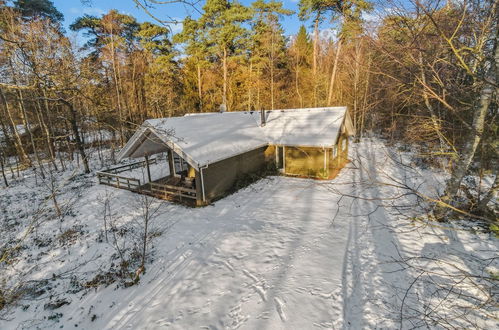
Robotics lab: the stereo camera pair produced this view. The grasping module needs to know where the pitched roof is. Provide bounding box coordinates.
[118,107,353,169]
[254,107,352,147]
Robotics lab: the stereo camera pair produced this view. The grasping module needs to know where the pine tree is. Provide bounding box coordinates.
[199,0,252,110]
[250,0,293,110]
[13,0,63,23]
[174,16,209,111]
[298,0,372,106]
[289,25,312,107]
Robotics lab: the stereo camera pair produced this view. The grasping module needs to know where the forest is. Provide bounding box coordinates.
[0,0,497,220]
[0,0,497,328]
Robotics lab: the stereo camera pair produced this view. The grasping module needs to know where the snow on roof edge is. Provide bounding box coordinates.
[119,106,350,167]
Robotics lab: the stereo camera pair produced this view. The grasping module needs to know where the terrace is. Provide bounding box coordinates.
[96,152,197,205]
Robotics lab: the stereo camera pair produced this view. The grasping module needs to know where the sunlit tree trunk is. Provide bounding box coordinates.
[222,46,228,110]
[197,63,203,111]
[313,16,319,107]
[247,60,253,111]
[438,20,498,212]
[109,24,124,145]
[327,39,342,106]
[418,51,447,159]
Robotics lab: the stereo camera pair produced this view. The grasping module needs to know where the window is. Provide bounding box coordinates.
[332,146,337,158]
[342,138,347,151]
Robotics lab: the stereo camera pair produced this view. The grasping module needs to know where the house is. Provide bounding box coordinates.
[101,107,354,206]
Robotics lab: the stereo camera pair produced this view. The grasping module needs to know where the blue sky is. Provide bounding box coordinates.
[52,0,311,38]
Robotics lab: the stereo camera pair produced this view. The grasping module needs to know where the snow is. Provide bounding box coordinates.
[1,138,497,329]
[0,125,26,143]
[81,130,114,144]
[119,107,351,168]
[254,106,350,147]
[120,113,268,169]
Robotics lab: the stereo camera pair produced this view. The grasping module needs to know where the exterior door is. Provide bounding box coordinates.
[276,146,284,170]
[173,152,189,177]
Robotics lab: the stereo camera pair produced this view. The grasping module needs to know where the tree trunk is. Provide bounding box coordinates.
[440,84,493,208]
[17,89,45,178]
[222,46,228,110]
[327,39,342,106]
[439,28,498,211]
[352,42,361,131]
[110,25,124,146]
[0,89,31,166]
[197,63,203,112]
[36,95,57,171]
[360,55,371,140]
[0,150,8,187]
[270,31,275,110]
[60,99,90,174]
[248,60,253,111]
[313,16,319,107]
[256,68,261,110]
[295,57,303,108]
[418,52,448,158]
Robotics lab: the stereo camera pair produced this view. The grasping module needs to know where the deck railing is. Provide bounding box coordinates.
[96,159,197,204]
[148,182,197,201]
[96,171,141,191]
[104,158,157,175]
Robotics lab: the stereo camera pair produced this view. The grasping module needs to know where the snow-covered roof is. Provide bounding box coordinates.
[118,107,353,169]
[255,107,352,147]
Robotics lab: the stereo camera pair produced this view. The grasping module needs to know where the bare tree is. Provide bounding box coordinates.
[0,148,8,187]
[132,194,163,279]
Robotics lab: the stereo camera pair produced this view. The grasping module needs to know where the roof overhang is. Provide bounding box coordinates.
[117,126,200,171]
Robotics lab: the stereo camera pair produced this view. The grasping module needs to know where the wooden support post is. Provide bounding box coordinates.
[283,146,286,173]
[167,150,174,177]
[323,149,327,178]
[145,155,152,183]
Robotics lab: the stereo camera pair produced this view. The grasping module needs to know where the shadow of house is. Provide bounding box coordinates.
[100,107,355,206]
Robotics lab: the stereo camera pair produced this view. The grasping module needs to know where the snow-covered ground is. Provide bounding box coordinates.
[0,139,497,329]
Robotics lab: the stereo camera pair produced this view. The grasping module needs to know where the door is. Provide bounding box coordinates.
[173,152,189,177]
[276,146,284,170]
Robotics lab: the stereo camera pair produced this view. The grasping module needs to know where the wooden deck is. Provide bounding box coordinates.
[97,160,197,206]
[141,176,197,205]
